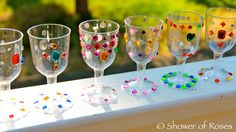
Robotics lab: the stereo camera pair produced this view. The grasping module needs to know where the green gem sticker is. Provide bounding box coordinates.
[114,47,118,53]
[196,23,202,30]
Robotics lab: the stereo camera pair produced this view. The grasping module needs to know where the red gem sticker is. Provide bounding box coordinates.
[42,52,49,59]
[92,35,98,41]
[187,53,193,57]
[109,41,115,48]
[217,42,224,48]
[62,52,66,59]
[9,114,14,119]
[228,32,234,38]
[217,30,226,39]
[173,24,177,29]
[12,53,19,65]
[179,25,185,29]
[229,72,233,76]
[188,25,192,29]
[214,78,220,83]
[220,22,226,27]
[93,43,101,50]
[182,52,187,57]
[209,30,214,35]
[169,21,173,26]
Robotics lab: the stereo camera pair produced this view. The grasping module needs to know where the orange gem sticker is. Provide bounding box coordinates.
[43,96,49,101]
[100,51,109,62]
[50,42,58,49]
[54,63,59,70]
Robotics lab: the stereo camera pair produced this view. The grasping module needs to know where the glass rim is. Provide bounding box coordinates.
[27,23,71,40]
[167,10,204,24]
[79,19,120,35]
[124,15,163,29]
[0,28,23,46]
[206,7,236,19]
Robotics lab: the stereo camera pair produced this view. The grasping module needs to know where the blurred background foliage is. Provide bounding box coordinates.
[0,0,236,88]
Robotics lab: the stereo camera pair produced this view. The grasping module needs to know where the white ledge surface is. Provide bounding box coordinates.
[1,56,236,132]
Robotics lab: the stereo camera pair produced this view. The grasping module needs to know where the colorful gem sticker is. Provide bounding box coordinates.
[50,42,58,50]
[217,30,226,39]
[100,51,109,62]
[51,50,60,62]
[186,33,195,42]
[12,53,19,65]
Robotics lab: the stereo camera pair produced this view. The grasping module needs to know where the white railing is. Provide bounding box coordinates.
[1,56,236,132]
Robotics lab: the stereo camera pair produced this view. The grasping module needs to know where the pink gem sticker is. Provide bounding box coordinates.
[130,27,136,35]
[132,89,137,94]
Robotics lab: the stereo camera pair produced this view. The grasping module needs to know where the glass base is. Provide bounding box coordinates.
[33,92,73,114]
[121,77,158,96]
[0,97,28,123]
[198,67,233,84]
[81,85,118,106]
[161,72,198,90]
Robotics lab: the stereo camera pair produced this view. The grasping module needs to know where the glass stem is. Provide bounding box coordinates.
[94,69,104,93]
[177,57,186,75]
[47,76,57,84]
[0,82,10,92]
[213,52,223,70]
[137,63,146,88]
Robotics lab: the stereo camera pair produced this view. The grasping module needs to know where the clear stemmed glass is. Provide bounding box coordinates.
[198,7,236,84]
[27,24,72,114]
[0,28,28,122]
[162,11,204,90]
[122,15,163,96]
[79,19,120,105]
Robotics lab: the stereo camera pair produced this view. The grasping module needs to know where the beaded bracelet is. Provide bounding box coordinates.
[161,72,198,89]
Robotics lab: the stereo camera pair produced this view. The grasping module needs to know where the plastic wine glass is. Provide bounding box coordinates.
[198,7,236,84]
[122,15,163,96]
[79,19,120,105]
[162,11,204,90]
[27,24,72,114]
[0,28,28,122]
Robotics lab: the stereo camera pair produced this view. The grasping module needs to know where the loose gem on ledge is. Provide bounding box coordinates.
[108,49,113,54]
[94,51,99,56]
[12,53,19,65]
[104,98,109,102]
[58,104,63,109]
[110,34,115,40]
[102,43,108,48]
